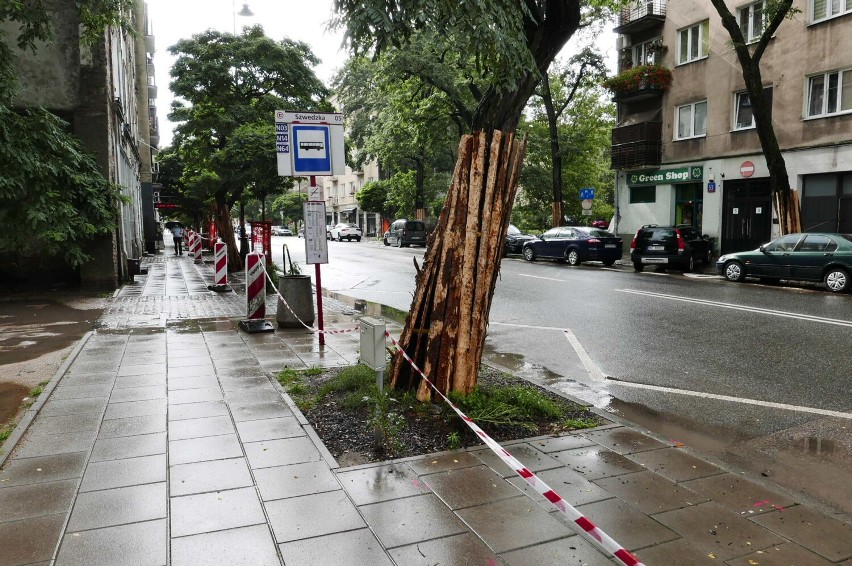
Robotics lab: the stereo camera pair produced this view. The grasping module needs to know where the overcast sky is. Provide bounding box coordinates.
[145,0,615,148]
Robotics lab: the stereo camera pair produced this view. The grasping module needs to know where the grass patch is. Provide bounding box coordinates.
[448,384,566,431]
[562,417,598,430]
[277,369,303,388]
[316,365,377,410]
[0,423,13,444]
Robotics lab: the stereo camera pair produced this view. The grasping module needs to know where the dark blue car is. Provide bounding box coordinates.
[522,226,622,266]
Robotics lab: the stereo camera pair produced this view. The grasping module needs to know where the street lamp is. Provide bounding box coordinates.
[232,1,254,34]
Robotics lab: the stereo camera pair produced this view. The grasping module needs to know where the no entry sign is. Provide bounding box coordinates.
[740,161,755,178]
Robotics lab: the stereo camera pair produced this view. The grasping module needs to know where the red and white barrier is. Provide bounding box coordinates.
[245,252,266,320]
[192,232,202,264]
[214,242,227,285]
[386,333,645,566]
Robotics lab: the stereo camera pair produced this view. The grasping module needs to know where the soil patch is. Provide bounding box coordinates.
[285,364,602,468]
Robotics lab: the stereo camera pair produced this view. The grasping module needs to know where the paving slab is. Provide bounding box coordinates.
[230,401,293,422]
[422,465,523,510]
[14,429,98,459]
[103,398,167,420]
[632,537,718,565]
[170,486,266,537]
[169,458,254,497]
[471,441,564,478]
[455,495,572,554]
[109,385,166,403]
[579,427,670,455]
[168,433,242,465]
[683,473,799,515]
[278,528,392,566]
[25,413,103,437]
[0,452,87,488]
[66,482,167,532]
[529,433,598,453]
[359,492,469,550]
[98,414,166,438]
[390,532,500,565]
[243,437,321,469]
[0,478,77,523]
[550,445,646,480]
[593,470,709,514]
[55,518,167,566]
[499,534,615,566]
[167,400,229,421]
[166,375,220,390]
[171,524,280,566]
[725,542,837,565]
[234,416,304,443]
[749,504,852,562]
[168,415,235,441]
[507,464,614,509]
[253,461,340,501]
[407,451,482,475]
[626,447,726,482]
[90,431,166,462]
[0,513,67,566]
[266,489,365,543]
[80,454,167,492]
[336,462,431,505]
[571,497,680,551]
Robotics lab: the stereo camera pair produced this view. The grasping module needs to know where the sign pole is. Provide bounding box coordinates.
[312,175,326,347]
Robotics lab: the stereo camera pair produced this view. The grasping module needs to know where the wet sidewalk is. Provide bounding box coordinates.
[1,247,850,565]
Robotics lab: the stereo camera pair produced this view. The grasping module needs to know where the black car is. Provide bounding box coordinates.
[716,232,852,292]
[504,224,536,255]
[630,225,713,272]
[522,226,622,266]
[383,219,427,247]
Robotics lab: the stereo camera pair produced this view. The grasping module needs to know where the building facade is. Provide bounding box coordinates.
[3,1,157,287]
[320,159,382,236]
[610,0,852,254]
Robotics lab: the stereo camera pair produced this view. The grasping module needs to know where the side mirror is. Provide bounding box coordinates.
[702,234,710,240]
[759,244,768,252]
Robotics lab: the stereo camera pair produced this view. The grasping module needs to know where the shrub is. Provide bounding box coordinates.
[602,64,673,97]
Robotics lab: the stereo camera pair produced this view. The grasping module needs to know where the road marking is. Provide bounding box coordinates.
[517,273,566,282]
[491,321,573,332]
[564,329,606,382]
[607,379,852,419]
[620,289,852,327]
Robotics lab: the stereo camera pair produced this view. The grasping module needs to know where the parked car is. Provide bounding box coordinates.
[630,225,713,272]
[383,219,427,247]
[326,225,334,239]
[504,224,536,255]
[716,232,852,293]
[271,226,292,236]
[297,228,304,238]
[522,226,622,266]
[329,222,362,242]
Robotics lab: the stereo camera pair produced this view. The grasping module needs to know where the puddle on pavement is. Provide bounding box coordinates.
[0,383,30,423]
[0,301,101,365]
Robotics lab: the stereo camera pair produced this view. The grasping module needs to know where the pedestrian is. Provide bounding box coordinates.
[171,224,184,255]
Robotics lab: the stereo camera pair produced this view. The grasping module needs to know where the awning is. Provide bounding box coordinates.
[339,207,357,213]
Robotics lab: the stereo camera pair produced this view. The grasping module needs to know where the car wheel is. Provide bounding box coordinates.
[566,249,580,266]
[684,255,695,272]
[633,261,644,272]
[724,260,746,282]
[603,259,615,267]
[383,237,389,246]
[523,247,535,262]
[396,237,402,248]
[824,267,849,293]
[704,249,713,265]
[356,236,361,242]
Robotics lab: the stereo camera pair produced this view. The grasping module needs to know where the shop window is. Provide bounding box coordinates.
[629,186,656,203]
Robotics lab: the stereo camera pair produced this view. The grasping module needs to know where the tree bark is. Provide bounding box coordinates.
[214,193,243,271]
[390,131,526,400]
[541,77,565,227]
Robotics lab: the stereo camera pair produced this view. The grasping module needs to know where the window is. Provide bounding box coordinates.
[677,21,709,65]
[765,234,802,252]
[734,87,773,130]
[738,1,766,43]
[807,69,852,117]
[632,38,661,66]
[675,101,707,140]
[629,186,656,203]
[812,0,851,23]
[798,235,834,252]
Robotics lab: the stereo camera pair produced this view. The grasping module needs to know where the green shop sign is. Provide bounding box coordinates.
[627,166,703,186]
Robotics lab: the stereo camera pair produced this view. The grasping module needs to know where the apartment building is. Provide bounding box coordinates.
[320,159,382,236]
[2,1,157,287]
[610,0,852,253]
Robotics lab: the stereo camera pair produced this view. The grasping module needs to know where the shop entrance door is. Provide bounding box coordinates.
[721,178,772,253]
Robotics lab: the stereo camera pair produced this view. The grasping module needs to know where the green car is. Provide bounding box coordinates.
[716,233,852,293]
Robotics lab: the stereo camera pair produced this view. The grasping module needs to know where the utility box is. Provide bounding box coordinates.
[359,317,386,370]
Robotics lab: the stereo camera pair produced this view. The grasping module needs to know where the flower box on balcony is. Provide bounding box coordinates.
[603,64,672,102]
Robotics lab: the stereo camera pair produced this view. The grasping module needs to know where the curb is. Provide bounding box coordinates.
[0,331,94,468]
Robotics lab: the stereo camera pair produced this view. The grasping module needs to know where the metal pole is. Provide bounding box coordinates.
[311,175,325,347]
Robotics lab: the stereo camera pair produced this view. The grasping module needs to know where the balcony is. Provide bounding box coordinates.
[614,0,666,34]
[610,122,662,170]
[603,64,671,103]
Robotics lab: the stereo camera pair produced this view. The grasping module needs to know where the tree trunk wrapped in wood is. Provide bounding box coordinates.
[390,130,526,400]
[213,197,243,271]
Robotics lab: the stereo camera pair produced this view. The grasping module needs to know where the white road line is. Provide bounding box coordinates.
[517,273,566,282]
[620,289,852,327]
[564,329,606,382]
[607,379,852,419]
[491,321,573,332]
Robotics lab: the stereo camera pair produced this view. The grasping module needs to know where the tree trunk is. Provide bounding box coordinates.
[390,130,526,400]
[214,194,243,271]
[414,158,426,221]
[541,77,565,228]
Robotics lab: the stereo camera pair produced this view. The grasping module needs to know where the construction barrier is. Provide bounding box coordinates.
[192,232,202,263]
[214,242,227,285]
[245,252,266,320]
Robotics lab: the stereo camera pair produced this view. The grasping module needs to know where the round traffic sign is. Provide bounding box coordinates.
[740,161,755,178]
[581,199,592,210]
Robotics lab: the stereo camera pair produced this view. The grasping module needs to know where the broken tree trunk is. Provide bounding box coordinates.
[213,197,243,271]
[390,130,526,400]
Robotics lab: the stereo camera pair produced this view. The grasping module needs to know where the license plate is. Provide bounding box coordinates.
[648,245,665,251]
[643,257,667,264]
[605,244,617,248]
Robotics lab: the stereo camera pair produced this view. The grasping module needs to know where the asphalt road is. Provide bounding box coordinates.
[272,235,852,516]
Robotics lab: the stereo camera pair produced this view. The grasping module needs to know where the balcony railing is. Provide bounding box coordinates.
[614,0,666,33]
[610,122,662,170]
[603,64,672,103]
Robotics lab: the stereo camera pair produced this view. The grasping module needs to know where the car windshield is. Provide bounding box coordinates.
[405,221,425,231]
[507,224,521,235]
[638,228,676,242]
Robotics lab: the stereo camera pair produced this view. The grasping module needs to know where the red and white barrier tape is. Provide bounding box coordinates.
[385,332,644,566]
[260,263,359,336]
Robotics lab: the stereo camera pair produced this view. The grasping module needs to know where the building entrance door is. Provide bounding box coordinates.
[721,178,772,253]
